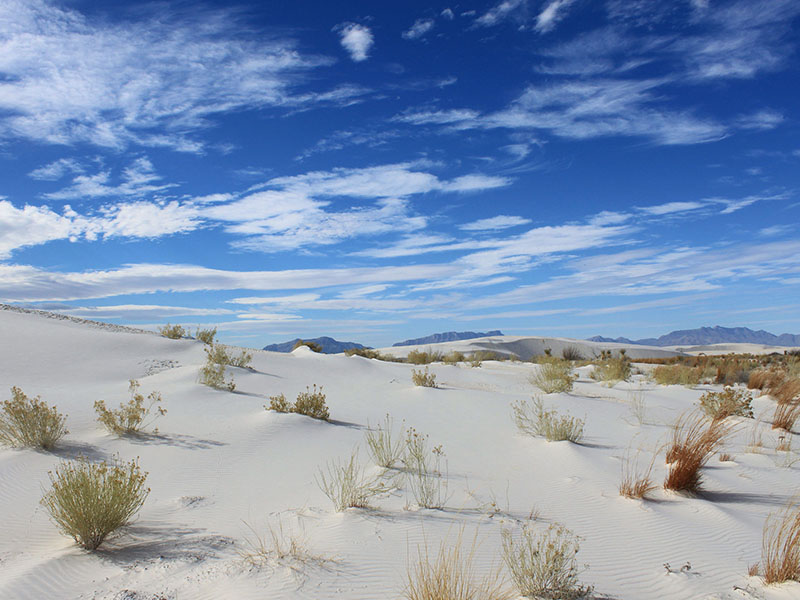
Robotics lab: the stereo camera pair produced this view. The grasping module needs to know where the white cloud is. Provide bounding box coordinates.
[441,9,455,20]
[476,0,527,27]
[403,19,435,40]
[535,0,577,34]
[44,157,176,200]
[28,158,83,181]
[336,23,374,62]
[460,215,531,231]
[636,201,705,216]
[0,0,328,151]
[735,110,784,130]
[0,200,78,258]
[54,304,234,319]
[393,109,481,126]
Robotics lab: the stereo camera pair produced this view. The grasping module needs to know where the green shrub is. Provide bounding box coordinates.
[412,367,438,388]
[699,387,753,420]
[0,387,68,450]
[293,339,322,353]
[195,326,217,345]
[40,456,149,550]
[529,360,574,394]
[94,380,166,435]
[501,524,593,599]
[158,323,186,339]
[511,397,584,443]
[293,385,330,420]
[653,365,702,386]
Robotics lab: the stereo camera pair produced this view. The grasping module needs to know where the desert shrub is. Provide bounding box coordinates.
[266,393,290,413]
[774,378,800,405]
[292,339,322,353]
[40,456,149,550]
[407,349,444,365]
[529,360,574,393]
[619,450,656,499]
[653,365,702,386]
[443,351,466,365]
[94,379,166,435]
[404,532,513,600]
[205,343,252,369]
[293,384,330,420]
[561,346,584,361]
[715,357,751,385]
[195,326,217,345]
[412,367,438,388]
[316,450,386,511]
[773,401,800,432]
[591,354,631,384]
[501,523,593,600]
[511,397,584,443]
[0,387,68,450]
[365,414,405,469]
[199,360,235,391]
[698,387,753,421]
[759,499,800,584]
[345,347,384,359]
[158,323,186,339]
[403,428,448,509]
[664,411,734,493]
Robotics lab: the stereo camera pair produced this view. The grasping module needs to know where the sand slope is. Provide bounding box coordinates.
[0,308,798,599]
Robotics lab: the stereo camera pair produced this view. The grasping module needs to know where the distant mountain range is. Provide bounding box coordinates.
[392,330,503,347]
[262,336,368,354]
[589,326,800,347]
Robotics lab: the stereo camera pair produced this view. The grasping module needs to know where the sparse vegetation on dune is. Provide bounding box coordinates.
[756,498,800,584]
[512,396,584,443]
[365,414,405,469]
[561,346,584,361]
[591,351,631,384]
[293,339,323,352]
[772,401,800,432]
[529,359,574,394]
[0,386,68,450]
[266,385,330,420]
[195,326,217,345]
[158,323,186,339]
[619,450,656,500]
[403,427,448,509]
[41,456,149,550]
[664,411,734,493]
[407,349,445,365]
[412,367,438,388]
[653,364,703,386]
[344,347,400,361]
[316,450,386,511]
[698,387,753,421]
[199,343,252,391]
[94,379,166,435]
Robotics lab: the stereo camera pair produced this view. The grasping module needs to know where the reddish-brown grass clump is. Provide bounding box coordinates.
[758,499,800,584]
[664,411,734,493]
[773,401,800,432]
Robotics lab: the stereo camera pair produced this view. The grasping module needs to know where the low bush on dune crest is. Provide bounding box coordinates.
[195,326,217,345]
[316,450,387,511]
[754,498,800,584]
[664,411,734,493]
[344,347,400,361]
[205,343,252,369]
[158,323,186,339]
[404,531,513,600]
[0,387,68,450]
[501,523,593,600]
[94,379,166,435]
[443,351,466,365]
[412,367,438,388]
[407,349,444,365]
[529,359,574,394]
[292,339,322,353]
[698,387,753,421]
[41,456,149,550]
[512,397,584,443]
[266,385,330,421]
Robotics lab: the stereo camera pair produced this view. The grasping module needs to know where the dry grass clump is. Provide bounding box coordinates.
[239,518,331,569]
[443,351,466,365]
[619,450,656,499]
[698,386,753,421]
[407,349,444,365]
[345,347,400,361]
[772,401,800,432]
[316,450,386,511]
[511,397,584,443]
[404,427,448,509]
[756,498,800,584]
[158,323,186,339]
[664,411,734,492]
[365,414,405,469]
[205,343,252,368]
[412,367,438,388]
[266,385,330,420]
[195,326,217,344]
[715,357,752,385]
[94,379,166,435]
[40,456,149,550]
[501,523,593,599]
[529,359,574,394]
[749,369,788,392]
[293,339,322,352]
[774,378,800,405]
[404,532,513,600]
[591,352,631,384]
[0,386,68,450]
[653,365,702,386]
[561,346,584,361]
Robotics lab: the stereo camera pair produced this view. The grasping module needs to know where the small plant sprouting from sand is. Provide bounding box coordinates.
[664,411,734,493]
[0,386,68,450]
[94,379,166,435]
[365,414,405,469]
[195,326,217,345]
[619,448,657,500]
[158,323,186,339]
[239,518,332,571]
[267,385,330,421]
[501,523,594,599]
[754,498,800,584]
[316,449,387,511]
[627,385,648,425]
[404,427,449,509]
[41,456,149,550]
[529,359,574,394]
[403,530,513,600]
[511,396,584,443]
[412,367,438,388]
[698,387,753,421]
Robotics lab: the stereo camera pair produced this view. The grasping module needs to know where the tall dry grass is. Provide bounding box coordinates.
[758,499,800,584]
[664,411,734,493]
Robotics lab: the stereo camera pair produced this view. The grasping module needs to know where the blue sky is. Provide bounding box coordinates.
[1,0,799,347]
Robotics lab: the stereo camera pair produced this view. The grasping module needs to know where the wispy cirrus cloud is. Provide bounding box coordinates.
[43,158,176,201]
[535,0,578,33]
[403,18,435,40]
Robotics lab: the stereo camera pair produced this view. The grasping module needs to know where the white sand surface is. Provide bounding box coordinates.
[1,307,799,599]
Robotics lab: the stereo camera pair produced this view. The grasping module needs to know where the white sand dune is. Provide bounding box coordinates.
[1,306,799,599]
